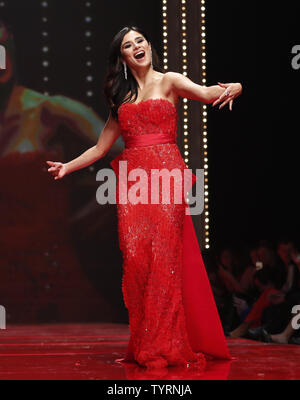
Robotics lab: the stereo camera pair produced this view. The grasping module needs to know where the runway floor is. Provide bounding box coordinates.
[0,323,299,380]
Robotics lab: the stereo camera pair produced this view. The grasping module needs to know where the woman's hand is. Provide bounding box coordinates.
[212,82,243,111]
[46,161,68,180]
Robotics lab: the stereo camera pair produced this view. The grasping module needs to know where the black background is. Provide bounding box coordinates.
[206,1,300,249]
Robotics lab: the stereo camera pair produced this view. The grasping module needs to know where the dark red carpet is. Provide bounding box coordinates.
[0,324,299,380]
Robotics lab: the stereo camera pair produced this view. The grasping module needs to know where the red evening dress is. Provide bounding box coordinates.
[110,98,230,369]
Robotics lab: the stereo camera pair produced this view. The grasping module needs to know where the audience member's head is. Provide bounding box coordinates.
[276,237,295,266]
[217,248,235,271]
[256,240,277,268]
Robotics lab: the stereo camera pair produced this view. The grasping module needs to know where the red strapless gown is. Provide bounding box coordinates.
[110,98,230,369]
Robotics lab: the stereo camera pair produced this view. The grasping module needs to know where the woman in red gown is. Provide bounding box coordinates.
[47,26,242,369]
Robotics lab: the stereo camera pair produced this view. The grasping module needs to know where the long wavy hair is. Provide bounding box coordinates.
[103,26,162,120]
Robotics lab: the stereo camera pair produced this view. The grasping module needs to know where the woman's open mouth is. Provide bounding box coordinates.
[134,50,146,61]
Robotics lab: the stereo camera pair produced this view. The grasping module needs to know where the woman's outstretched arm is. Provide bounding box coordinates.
[163,72,242,111]
[46,112,121,180]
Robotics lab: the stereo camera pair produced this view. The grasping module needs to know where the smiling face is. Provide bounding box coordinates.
[120,30,151,70]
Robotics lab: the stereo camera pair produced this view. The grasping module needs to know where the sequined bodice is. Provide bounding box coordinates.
[118,98,178,141]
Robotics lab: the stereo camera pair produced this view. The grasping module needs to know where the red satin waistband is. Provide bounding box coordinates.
[124,133,176,149]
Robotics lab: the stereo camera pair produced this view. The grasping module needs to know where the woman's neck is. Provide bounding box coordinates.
[131,67,156,91]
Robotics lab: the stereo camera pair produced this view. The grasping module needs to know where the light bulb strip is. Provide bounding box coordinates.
[85,1,94,98]
[181,0,189,167]
[41,1,50,95]
[162,0,168,71]
[200,0,210,249]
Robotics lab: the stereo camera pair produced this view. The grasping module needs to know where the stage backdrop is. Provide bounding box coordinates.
[0,0,162,324]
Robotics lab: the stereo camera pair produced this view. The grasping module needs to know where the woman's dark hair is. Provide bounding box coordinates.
[103,26,162,120]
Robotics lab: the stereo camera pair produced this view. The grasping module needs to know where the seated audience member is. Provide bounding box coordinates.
[261,240,300,343]
[203,250,233,327]
[276,238,300,296]
[230,239,300,339]
[217,248,246,295]
[239,246,259,295]
[229,264,281,338]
